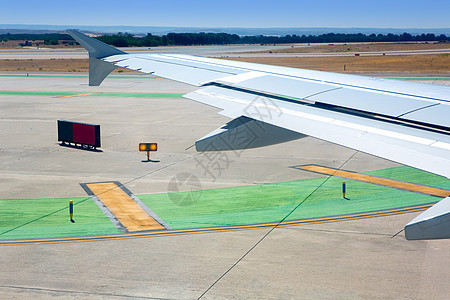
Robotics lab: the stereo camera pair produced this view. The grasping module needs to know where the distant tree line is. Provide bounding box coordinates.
[97,32,449,47]
[96,32,241,47]
[1,32,448,47]
[0,33,73,45]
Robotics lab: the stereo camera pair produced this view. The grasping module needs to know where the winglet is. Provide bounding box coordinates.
[404,196,450,240]
[66,30,126,59]
[66,30,126,86]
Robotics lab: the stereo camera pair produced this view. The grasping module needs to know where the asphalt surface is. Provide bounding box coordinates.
[0,72,449,299]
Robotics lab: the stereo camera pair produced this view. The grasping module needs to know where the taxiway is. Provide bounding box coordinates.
[0,71,449,299]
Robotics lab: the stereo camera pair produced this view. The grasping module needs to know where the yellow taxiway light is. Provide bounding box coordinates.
[139,143,158,152]
[139,143,158,161]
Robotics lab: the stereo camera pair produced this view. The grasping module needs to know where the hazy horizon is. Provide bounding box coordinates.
[3,0,450,29]
[1,24,449,36]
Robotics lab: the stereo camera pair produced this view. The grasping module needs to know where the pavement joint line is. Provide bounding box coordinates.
[0,201,434,246]
[80,181,166,232]
[295,164,450,198]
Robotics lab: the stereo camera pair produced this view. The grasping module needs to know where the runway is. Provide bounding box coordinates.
[0,72,449,299]
[1,46,449,59]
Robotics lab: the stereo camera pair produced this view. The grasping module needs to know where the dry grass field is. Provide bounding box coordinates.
[224,54,450,74]
[0,42,449,74]
[0,58,132,73]
[256,42,450,54]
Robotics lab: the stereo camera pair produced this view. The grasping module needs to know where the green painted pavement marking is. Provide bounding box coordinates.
[88,92,183,98]
[140,167,447,229]
[0,196,120,240]
[0,91,184,98]
[0,166,448,239]
[390,78,450,81]
[0,74,160,79]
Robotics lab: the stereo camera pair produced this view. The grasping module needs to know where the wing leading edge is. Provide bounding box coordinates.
[67,30,450,240]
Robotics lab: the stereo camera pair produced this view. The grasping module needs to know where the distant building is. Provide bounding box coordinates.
[60,40,76,46]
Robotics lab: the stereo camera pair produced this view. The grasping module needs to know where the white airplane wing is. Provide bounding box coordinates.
[67,30,450,240]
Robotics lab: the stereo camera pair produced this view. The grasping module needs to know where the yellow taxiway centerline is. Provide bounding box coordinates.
[296,165,450,198]
[86,182,165,231]
[57,92,99,98]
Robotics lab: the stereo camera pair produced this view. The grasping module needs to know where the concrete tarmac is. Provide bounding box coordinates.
[0,73,449,299]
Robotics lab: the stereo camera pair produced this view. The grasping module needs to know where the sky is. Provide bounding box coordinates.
[2,0,450,28]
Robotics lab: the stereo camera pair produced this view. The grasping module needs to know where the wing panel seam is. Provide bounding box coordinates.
[397,103,440,118]
[303,87,343,99]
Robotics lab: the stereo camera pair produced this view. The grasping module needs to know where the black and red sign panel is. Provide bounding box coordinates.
[58,120,101,148]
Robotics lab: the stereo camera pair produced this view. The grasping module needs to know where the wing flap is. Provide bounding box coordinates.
[141,54,450,101]
[185,85,450,178]
[101,51,449,130]
[213,73,444,123]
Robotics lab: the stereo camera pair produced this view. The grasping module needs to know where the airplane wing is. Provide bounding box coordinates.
[67,30,450,240]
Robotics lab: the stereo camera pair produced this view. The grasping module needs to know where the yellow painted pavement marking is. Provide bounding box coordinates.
[296,165,450,198]
[86,182,164,231]
[57,92,99,98]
